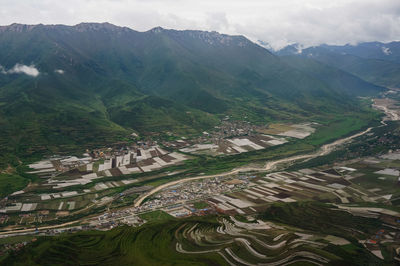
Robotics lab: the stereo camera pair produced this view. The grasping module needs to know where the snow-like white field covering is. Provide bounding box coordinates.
[126,167,141,173]
[327,183,347,190]
[40,195,51,200]
[266,139,286,146]
[156,147,168,155]
[230,145,247,153]
[140,164,162,172]
[11,190,24,196]
[121,179,138,185]
[180,144,218,153]
[169,152,187,161]
[27,168,56,174]
[118,166,131,175]
[61,191,78,197]
[94,183,108,190]
[82,173,98,179]
[52,179,92,189]
[381,152,400,160]
[228,138,264,150]
[86,163,93,171]
[0,203,22,212]
[339,167,357,172]
[278,123,315,139]
[21,203,37,212]
[153,157,169,166]
[67,201,76,210]
[28,160,53,169]
[374,168,399,176]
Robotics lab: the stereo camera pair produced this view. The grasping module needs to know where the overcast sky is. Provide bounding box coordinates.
[0,0,399,49]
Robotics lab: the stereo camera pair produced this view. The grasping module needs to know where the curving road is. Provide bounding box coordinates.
[134,126,373,207]
[2,98,391,235]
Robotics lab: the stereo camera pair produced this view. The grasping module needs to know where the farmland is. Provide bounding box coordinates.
[1,122,400,263]
[0,96,398,264]
[1,204,388,265]
[1,17,400,266]
[0,112,376,229]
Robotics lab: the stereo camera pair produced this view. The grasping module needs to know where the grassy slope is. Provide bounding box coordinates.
[3,219,227,266]
[138,210,173,222]
[0,24,379,170]
[2,203,387,265]
[145,111,380,184]
[289,120,400,171]
[0,174,27,198]
[300,48,400,88]
[280,56,385,96]
[259,202,381,240]
[0,24,384,198]
[0,106,379,201]
[259,202,384,265]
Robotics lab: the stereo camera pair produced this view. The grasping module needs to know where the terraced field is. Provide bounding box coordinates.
[176,217,334,265]
[3,203,387,265]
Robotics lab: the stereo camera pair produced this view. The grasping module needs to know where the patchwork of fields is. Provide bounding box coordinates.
[1,205,387,265]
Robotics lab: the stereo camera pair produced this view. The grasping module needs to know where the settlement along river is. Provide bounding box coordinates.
[134,125,374,207]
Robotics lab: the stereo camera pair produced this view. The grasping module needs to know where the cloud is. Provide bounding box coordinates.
[54,69,65,74]
[382,46,392,55]
[0,64,40,77]
[0,0,399,50]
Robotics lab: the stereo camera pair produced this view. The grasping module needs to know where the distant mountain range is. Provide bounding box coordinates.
[275,41,400,88]
[0,23,387,164]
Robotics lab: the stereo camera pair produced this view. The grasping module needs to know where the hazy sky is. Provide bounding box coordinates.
[0,0,399,49]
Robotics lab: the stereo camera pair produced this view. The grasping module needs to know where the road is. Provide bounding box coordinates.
[1,97,393,235]
[0,220,80,236]
[134,126,373,207]
[0,123,376,236]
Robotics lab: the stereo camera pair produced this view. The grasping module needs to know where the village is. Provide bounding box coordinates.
[0,119,317,222]
[1,149,400,261]
[1,97,400,261]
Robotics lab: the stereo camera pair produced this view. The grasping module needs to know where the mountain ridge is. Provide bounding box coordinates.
[274,41,400,88]
[0,22,384,166]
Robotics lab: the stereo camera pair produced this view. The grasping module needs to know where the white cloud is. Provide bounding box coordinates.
[0,64,40,77]
[54,69,65,74]
[0,0,399,50]
[382,46,392,55]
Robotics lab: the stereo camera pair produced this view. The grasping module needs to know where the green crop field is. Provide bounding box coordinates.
[138,210,173,222]
[192,201,209,209]
[0,174,28,198]
[2,202,390,265]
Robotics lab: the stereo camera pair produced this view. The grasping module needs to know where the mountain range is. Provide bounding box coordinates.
[0,23,387,165]
[275,41,400,88]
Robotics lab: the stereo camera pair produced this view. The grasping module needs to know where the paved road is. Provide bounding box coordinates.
[0,124,375,236]
[2,98,392,235]
[0,220,80,236]
[134,126,373,207]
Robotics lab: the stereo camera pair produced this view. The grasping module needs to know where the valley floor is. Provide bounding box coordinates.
[1,96,400,264]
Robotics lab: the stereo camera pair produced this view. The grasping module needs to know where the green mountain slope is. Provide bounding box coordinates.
[276,43,400,88]
[280,56,385,96]
[0,23,382,165]
[1,204,384,265]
